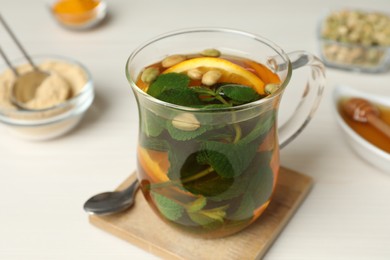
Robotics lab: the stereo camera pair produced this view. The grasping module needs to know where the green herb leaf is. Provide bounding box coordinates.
[199,206,228,222]
[218,84,260,103]
[229,152,274,220]
[151,191,184,221]
[186,196,207,213]
[230,193,256,220]
[166,141,201,181]
[240,110,275,145]
[188,205,228,226]
[193,103,232,109]
[190,86,217,96]
[147,73,190,97]
[156,88,202,106]
[249,161,274,209]
[139,135,169,152]
[182,170,234,197]
[141,109,165,137]
[197,142,258,178]
[166,121,210,141]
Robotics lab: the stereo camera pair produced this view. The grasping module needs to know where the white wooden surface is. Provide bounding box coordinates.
[0,0,389,259]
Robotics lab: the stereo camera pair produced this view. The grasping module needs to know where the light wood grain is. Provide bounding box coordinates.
[89,167,313,260]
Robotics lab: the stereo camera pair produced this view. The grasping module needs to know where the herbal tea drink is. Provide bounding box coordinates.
[126,28,326,238]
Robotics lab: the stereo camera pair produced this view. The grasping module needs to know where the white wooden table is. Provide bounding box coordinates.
[0,0,389,259]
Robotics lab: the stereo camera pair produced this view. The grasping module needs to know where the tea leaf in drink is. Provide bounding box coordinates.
[198,104,232,109]
[188,205,228,226]
[186,196,207,213]
[141,110,165,137]
[197,142,258,178]
[249,163,274,209]
[230,152,274,219]
[240,110,275,144]
[147,73,190,97]
[218,84,260,103]
[151,191,184,221]
[230,193,256,220]
[167,141,201,181]
[190,86,217,96]
[139,134,169,152]
[156,88,202,106]
[166,122,210,141]
[147,73,203,106]
[182,170,234,197]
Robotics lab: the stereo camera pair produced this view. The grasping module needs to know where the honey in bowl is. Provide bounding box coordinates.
[338,99,390,153]
[135,50,282,238]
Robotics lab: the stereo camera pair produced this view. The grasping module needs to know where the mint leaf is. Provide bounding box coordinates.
[190,86,216,96]
[218,84,260,103]
[166,121,210,141]
[147,73,202,106]
[156,88,202,106]
[141,109,165,137]
[182,170,234,197]
[166,141,201,181]
[139,135,169,152]
[207,174,250,201]
[193,104,232,109]
[186,196,207,213]
[188,212,218,226]
[188,205,228,226]
[195,110,275,178]
[250,161,274,209]
[151,191,184,221]
[229,193,256,220]
[240,110,275,144]
[229,152,274,220]
[197,142,258,178]
[198,205,228,222]
[147,73,190,97]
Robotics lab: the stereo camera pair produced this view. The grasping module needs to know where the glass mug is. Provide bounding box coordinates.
[126,28,325,238]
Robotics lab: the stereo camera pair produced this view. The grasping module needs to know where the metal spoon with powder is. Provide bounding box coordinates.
[0,14,52,109]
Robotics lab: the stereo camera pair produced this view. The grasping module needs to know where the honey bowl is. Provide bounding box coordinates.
[333,85,390,173]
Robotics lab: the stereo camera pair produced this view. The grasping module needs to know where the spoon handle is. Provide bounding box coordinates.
[0,14,37,70]
[122,178,140,197]
[0,45,18,76]
[367,113,390,139]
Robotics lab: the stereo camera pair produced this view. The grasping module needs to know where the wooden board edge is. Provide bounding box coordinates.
[89,213,183,260]
[255,174,314,259]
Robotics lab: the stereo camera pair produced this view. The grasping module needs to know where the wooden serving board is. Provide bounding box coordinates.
[89,167,313,260]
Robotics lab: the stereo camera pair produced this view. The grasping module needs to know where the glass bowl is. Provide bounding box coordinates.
[0,55,94,141]
[49,0,107,30]
[332,85,390,173]
[317,9,390,73]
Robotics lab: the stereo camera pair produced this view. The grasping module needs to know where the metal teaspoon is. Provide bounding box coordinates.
[83,178,139,215]
[0,14,49,109]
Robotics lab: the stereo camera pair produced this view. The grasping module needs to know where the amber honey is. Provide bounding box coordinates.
[339,99,390,153]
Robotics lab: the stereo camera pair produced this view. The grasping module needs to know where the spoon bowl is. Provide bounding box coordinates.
[11,70,50,108]
[84,178,139,215]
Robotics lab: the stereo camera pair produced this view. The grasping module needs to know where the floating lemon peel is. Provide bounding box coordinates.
[163,57,265,95]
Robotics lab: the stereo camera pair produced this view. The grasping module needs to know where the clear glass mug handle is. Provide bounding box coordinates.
[273,51,326,148]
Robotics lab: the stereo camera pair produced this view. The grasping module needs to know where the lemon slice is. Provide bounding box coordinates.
[163,57,265,94]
